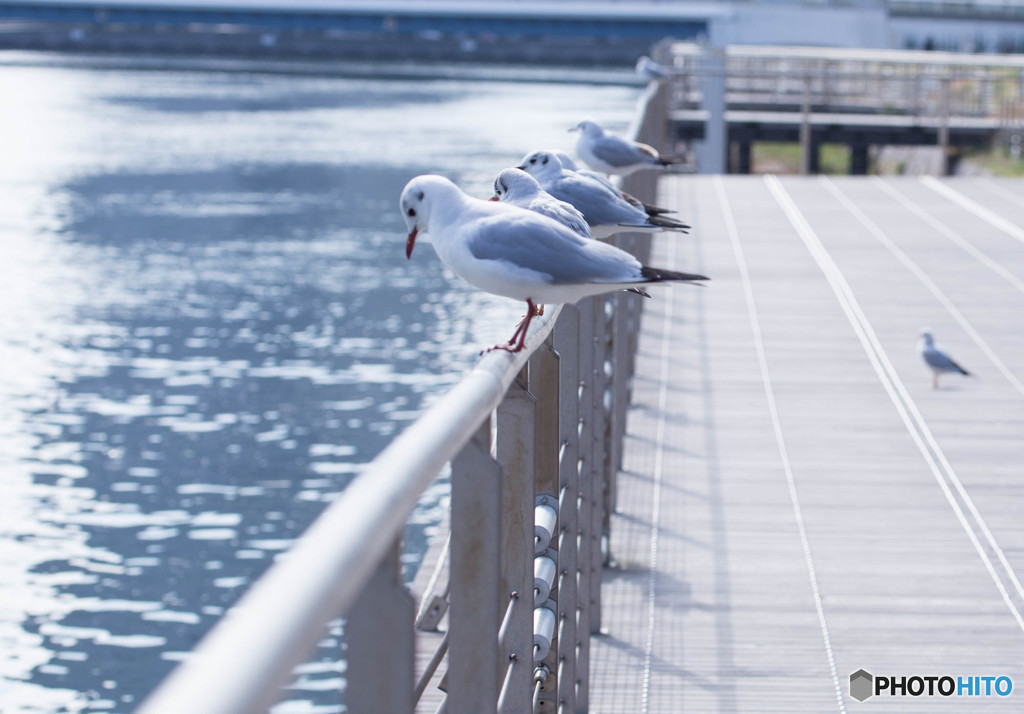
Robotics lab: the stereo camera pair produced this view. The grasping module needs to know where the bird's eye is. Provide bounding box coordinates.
[529,157,536,164]
[407,208,416,217]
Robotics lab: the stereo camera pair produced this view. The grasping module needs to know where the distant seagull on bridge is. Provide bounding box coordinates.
[400,175,708,352]
[552,150,677,218]
[516,150,690,239]
[491,168,591,238]
[635,55,670,81]
[919,330,971,389]
[571,119,686,176]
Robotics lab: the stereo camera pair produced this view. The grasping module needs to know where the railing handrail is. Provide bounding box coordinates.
[135,306,564,714]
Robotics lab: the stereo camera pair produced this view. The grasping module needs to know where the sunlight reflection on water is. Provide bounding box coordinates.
[0,54,640,712]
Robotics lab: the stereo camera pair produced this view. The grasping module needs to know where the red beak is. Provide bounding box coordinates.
[406,227,418,260]
[488,196,499,202]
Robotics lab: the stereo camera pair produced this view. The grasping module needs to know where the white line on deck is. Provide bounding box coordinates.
[870,177,1024,295]
[766,174,1024,634]
[921,176,1024,245]
[714,176,847,714]
[640,222,675,714]
[823,176,1024,398]
[975,177,1024,211]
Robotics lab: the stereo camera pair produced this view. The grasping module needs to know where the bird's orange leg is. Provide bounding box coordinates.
[485,299,537,354]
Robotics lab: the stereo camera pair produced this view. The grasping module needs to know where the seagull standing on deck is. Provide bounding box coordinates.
[571,119,686,176]
[517,150,689,239]
[400,174,708,353]
[918,330,971,389]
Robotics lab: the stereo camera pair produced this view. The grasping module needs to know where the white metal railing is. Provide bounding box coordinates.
[134,83,670,714]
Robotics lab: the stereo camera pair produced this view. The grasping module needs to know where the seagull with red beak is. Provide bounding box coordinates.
[399,174,707,353]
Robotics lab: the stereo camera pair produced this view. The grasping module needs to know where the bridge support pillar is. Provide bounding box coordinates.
[731,139,752,174]
[943,150,960,176]
[804,136,820,175]
[849,141,870,175]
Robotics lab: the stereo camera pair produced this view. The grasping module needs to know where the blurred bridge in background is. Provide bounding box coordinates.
[0,0,712,65]
[661,43,1024,174]
[6,0,1024,64]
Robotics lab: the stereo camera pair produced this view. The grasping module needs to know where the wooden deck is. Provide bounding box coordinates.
[589,176,1024,712]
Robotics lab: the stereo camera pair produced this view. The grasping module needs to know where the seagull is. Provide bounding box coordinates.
[552,150,677,218]
[492,168,656,303]
[635,55,669,81]
[516,150,689,239]
[571,119,687,176]
[400,174,708,353]
[552,150,618,191]
[491,168,591,238]
[918,330,971,389]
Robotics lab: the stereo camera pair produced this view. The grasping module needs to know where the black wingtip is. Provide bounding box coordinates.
[657,155,687,166]
[657,158,697,174]
[640,266,709,283]
[626,287,652,298]
[648,214,691,231]
[641,200,677,217]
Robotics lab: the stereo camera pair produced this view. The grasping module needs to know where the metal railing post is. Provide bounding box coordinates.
[529,338,561,711]
[346,540,415,714]
[552,308,580,714]
[611,291,629,481]
[496,371,537,713]
[448,418,502,714]
[573,296,596,710]
[589,298,608,629]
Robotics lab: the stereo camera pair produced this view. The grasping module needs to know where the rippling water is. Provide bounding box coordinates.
[0,52,641,712]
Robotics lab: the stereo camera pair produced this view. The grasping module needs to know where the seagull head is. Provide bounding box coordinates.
[400,174,453,259]
[516,150,562,182]
[636,56,668,79]
[570,119,602,137]
[919,329,934,346]
[492,167,542,203]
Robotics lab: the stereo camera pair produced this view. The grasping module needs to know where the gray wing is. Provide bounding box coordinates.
[576,168,619,192]
[923,347,966,373]
[467,213,638,284]
[529,197,592,238]
[590,134,660,169]
[547,173,647,226]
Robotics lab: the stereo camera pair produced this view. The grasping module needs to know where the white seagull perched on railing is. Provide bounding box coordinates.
[400,174,708,353]
[492,168,657,303]
[635,55,670,81]
[552,150,678,219]
[516,150,689,239]
[918,329,971,389]
[570,119,686,176]
[491,168,591,238]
